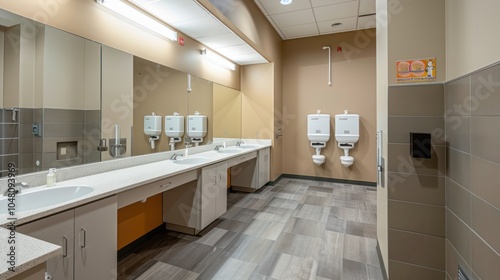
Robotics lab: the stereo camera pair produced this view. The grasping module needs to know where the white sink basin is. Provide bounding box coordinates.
[237,144,260,149]
[0,185,94,214]
[172,157,212,165]
[216,148,241,154]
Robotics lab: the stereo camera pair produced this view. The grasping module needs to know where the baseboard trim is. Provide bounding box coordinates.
[117,223,165,261]
[278,173,376,187]
[268,174,284,186]
[376,239,389,280]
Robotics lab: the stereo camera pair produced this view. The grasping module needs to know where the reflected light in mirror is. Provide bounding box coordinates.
[200,49,236,71]
[96,0,177,41]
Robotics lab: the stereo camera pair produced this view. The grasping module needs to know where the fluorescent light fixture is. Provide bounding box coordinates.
[280,0,292,5]
[200,49,236,71]
[96,0,177,41]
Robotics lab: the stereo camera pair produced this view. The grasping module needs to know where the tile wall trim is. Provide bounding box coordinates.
[445,60,500,84]
[389,81,445,87]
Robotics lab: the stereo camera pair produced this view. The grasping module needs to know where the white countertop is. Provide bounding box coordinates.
[0,142,270,279]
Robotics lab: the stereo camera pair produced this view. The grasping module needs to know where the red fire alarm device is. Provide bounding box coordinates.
[337,46,342,52]
[178,37,185,46]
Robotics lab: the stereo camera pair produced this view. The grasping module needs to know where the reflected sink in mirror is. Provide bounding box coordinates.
[172,157,212,165]
[237,144,260,149]
[0,186,94,214]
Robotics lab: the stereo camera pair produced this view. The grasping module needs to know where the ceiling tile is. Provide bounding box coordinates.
[131,0,207,24]
[313,1,359,22]
[357,15,376,29]
[281,23,319,39]
[257,0,312,15]
[311,0,357,8]
[271,9,315,27]
[359,0,376,15]
[196,33,246,49]
[317,17,357,34]
[172,16,228,38]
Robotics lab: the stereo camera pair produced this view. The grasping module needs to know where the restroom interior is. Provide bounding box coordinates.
[0,0,499,279]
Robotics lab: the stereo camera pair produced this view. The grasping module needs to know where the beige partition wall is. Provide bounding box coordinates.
[282,30,377,184]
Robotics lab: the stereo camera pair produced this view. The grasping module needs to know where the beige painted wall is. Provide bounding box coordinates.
[101,46,133,161]
[207,0,284,180]
[132,57,188,156]
[0,28,4,108]
[282,31,377,183]
[446,0,500,80]
[388,0,446,84]
[188,75,213,146]
[2,24,19,108]
[213,83,241,138]
[0,0,240,90]
[42,26,86,109]
[85,40,101,111]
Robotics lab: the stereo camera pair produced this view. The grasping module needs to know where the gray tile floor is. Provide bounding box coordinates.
[117,178,383,280]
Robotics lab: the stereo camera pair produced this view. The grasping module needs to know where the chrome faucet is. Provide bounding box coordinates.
[170,153,184,160]
[3,181,29,196]
[236,140,245,146]
[214,144,225,150]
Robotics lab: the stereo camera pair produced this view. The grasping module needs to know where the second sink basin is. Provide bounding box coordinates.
[0,185,94,214]
[172,157,212,165]
[237,144,260,149]
[216,148,241,154]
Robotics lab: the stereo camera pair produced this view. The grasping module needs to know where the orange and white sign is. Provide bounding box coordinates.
[397,58,436,82]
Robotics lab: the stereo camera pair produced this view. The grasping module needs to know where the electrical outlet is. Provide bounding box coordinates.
[61,147,67,156]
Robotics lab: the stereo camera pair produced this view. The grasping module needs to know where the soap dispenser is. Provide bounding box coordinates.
[47,168,57,187]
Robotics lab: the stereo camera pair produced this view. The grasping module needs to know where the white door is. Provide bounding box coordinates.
[18,210,74,280]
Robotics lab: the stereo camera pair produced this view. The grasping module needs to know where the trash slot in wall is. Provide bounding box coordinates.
[410,132,431,159]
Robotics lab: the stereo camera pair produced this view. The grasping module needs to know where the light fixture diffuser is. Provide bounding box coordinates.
[280,0,292,5]
[96,0,177,41]
[201,49,236,71]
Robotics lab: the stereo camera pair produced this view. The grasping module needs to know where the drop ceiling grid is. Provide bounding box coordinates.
[254,0,376,40]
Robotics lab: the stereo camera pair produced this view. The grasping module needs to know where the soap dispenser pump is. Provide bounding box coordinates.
[47,168,57,187]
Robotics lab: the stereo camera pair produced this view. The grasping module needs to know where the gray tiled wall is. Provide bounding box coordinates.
[0,108,19,176]
[445,63,500,280]
[387,84,446,279]
[0,108,101,177]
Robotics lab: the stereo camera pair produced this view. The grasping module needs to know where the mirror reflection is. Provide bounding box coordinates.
[0,8,243,177]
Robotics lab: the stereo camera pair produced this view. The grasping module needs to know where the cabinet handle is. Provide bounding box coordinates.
[80,228,86,248]
[217,173,222,184]
[161,182,172,188]
[62,236,68,257]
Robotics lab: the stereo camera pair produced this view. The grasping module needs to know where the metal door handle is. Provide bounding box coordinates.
[62,236,68,257]
[80,228,86,248]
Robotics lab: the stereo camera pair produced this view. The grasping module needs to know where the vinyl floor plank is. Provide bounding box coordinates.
[118,178,383,280]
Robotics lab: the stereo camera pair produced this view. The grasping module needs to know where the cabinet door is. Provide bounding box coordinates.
[215,162,228,218]
[258,148,270,188]
[18,210,74,280]
[200,164,217,230]
[74,196,117,280]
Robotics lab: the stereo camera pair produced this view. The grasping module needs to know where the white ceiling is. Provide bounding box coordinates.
[130,0,268,66]
[254,0,376,40]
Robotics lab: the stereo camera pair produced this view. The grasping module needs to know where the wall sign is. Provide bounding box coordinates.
[396,57,436,82]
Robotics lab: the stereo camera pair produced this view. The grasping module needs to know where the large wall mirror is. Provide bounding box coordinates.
[0,8,242,177]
